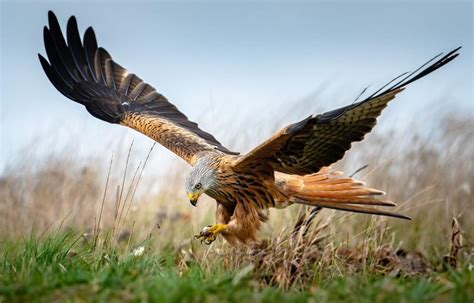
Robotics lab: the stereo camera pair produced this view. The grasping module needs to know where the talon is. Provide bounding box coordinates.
[202,234,216,245]
[194,224,227,245]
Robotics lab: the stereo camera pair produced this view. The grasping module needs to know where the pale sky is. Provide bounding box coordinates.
[1,0,472,175]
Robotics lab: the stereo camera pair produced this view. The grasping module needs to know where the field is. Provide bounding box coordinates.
[1,113,473,302]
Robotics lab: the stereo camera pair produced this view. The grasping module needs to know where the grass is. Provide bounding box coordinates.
[0,113,473,302]
[0,230,472,302]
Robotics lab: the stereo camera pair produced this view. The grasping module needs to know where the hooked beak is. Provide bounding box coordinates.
[188,192,200,207]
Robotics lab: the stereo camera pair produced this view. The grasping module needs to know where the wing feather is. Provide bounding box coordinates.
[234,48,460,174]
[39,11,237,165]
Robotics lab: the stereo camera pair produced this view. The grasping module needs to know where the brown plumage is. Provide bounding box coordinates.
[39,11,460,245]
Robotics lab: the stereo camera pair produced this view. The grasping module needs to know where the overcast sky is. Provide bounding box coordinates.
[1,0,472,175]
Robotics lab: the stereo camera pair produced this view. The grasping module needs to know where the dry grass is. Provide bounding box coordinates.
[0,111,472,293]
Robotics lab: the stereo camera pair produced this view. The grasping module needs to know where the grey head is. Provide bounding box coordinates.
[185,156,217,206]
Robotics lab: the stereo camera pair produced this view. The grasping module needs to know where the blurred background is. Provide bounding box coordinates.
[0,1,472,256]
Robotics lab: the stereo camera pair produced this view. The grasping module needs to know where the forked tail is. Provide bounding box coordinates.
[276,167,410,220]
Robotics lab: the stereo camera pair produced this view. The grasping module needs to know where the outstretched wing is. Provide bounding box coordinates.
[39,11,237,165]
[234,47,460,175]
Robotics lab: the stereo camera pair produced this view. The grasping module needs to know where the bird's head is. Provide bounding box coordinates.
[185,158,217,207]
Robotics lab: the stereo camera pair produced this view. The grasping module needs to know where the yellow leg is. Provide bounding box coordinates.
[195,223,228,244]
[209,223,227,234]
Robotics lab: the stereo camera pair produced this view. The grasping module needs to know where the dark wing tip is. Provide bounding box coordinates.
[66,15,80,43]
[38,53,48,65]
[84,26,96,40]
[84,27,98,53]
[353,46,462,106]
[390,46,462,91]
[42,25,49,41]
[47,10,62,32]
[67,15,78,27]
[450,46,462,53]
[47,10,56,22]
[66,15,79,42]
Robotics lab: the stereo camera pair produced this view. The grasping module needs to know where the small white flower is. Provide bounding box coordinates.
[132,246,145,257]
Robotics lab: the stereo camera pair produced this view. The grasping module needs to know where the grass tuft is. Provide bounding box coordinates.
[0,112,473,301]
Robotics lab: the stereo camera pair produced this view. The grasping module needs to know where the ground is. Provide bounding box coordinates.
[1,115,473,302]
[0,230,472,302]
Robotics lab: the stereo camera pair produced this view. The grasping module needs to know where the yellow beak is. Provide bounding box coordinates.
[188,192,200,207]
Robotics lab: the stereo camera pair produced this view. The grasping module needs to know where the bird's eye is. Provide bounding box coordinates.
[195,183,202,190]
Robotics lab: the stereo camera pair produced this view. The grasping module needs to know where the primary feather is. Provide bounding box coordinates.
[234,48,460,175]
[39,11,237,165]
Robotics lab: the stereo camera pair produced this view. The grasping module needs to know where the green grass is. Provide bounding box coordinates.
[1,231,472,303]
[1,115,472,302]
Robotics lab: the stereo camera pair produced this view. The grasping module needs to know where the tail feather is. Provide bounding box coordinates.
[298,182,367,191]
[276,167,410,220]
[293,195,396,206]
[292,198,411,220]
[297,188,384,197]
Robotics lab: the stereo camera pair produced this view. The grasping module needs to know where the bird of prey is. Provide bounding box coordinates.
[39,11,460,244]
